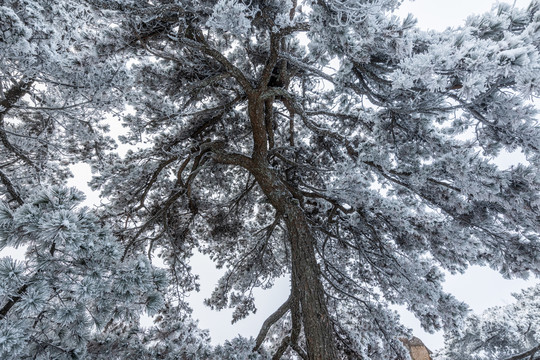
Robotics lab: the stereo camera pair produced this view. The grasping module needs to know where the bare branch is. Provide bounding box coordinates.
[264,98,275,149]
[272,335,291,360]
[253,295,292,351]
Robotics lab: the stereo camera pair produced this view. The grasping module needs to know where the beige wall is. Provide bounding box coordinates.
[400,337,432,360]
[409,344,431,360]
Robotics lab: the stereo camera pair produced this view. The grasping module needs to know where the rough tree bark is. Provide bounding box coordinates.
[214,88,339,358]
[250,158,339,360]
[173,18,339,354]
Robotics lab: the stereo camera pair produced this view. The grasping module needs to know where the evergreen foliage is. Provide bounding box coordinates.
[438,284,540,360]
[0,0,539,358]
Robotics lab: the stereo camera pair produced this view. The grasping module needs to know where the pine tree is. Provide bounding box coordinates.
[0,1,168,358]
[1,0,540,359]
[438,284,540,360]
[0,0,127,204]
[0,187,169,359]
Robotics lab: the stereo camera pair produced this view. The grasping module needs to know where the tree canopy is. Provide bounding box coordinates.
[439,284,540,360]
[0,0,539,359]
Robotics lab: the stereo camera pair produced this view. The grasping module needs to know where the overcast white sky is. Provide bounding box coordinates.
[398,0,531,31]
[390,0,537,350]
[1,0,538,354]
[186,0,539,352]
[190,0,538,351]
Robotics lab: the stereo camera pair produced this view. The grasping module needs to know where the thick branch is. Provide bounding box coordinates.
[260,34,282,89]
[0,78,33,115]
[177,36,253,92]
[0,169,24,205]
[0,283,28,319]
[202,143,253,169]
[272,335,291,360]
[278,97,297,148]
[264,98,275,149]
[281,55,335,84]
[503,345,540,360]
[0,79,38,169]
[253,295,292,351]
[185,72,231,94]
[189,98,241,139]
[247,93,269,160]
[289,283,306,359]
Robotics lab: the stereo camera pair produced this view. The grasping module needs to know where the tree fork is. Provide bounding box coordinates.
[250,163,338,359]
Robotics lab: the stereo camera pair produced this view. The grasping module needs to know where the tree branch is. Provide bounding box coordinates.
[134,156,180,211]
[272,335,291,360]
[264,98,275,149]
[253,295,292,351]
[503,345,540,360]
[209,147,254,169]
[259,34,282,89]
[176,36,253,92]
[0,284,28,319]
[0,79,39,170]
[0,78,34,115]
[0,169,24,205]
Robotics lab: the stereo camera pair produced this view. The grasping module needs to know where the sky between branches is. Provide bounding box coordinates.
[1,0,538,353]
[181,0,539,351]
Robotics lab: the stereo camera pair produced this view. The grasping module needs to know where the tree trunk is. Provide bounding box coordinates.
[251,162,339,360]
[287,206,338,360]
